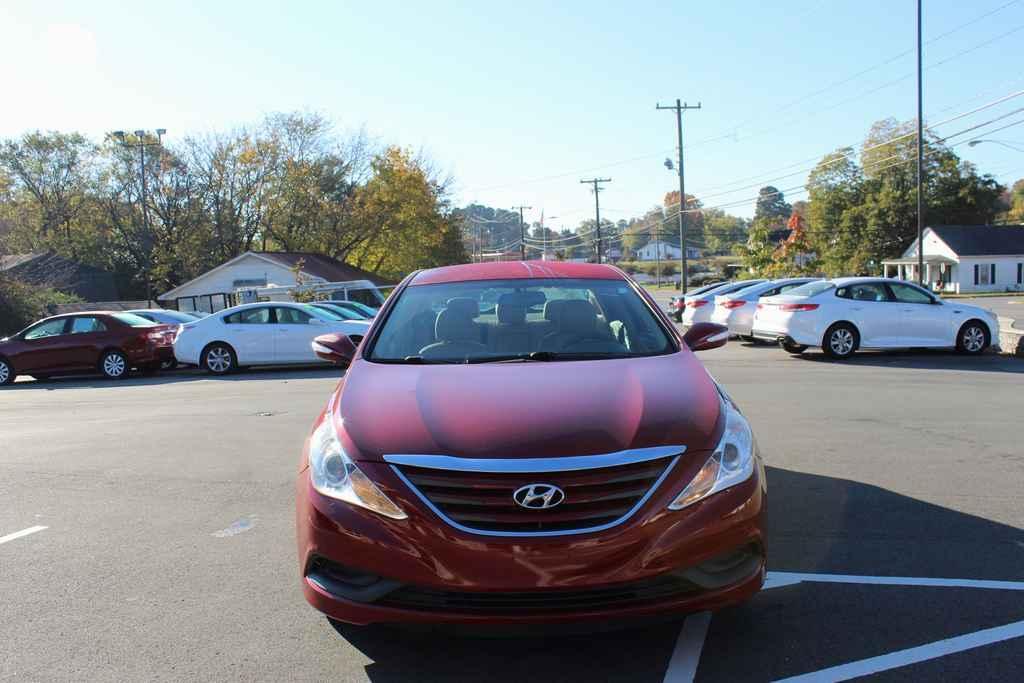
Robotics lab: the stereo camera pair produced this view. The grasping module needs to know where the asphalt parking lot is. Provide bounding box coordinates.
[3,341,1024,682]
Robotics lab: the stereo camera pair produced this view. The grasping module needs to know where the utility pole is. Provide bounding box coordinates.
[112,128,166,304]
[657,99,700,293]
[512,205,531,260]
[580,178,611,263]
[915,0,925,286]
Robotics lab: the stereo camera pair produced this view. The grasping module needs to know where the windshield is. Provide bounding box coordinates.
[112,313,158,327]
[785,281,837,297]
[367,278,675,363]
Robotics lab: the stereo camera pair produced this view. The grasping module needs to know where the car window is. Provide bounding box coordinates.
[223,308,272,324]
[111,313,158,327]
[777,282,806,294]
[888,283,934,304]
[275,307,313,324]
[24,318,68,340]
[838,283,890,302]
[367,277,674,363]
[70,317,108,334]
[787,281,835,297]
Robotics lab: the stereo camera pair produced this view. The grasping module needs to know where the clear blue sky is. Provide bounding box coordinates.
[3,0,1024,226]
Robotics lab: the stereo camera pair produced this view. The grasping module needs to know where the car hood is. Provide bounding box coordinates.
[943,301,996,317]
[333,351,723,462]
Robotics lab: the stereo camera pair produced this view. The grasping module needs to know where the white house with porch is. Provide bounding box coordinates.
[882,225,1024,294]
[634,240,701,262]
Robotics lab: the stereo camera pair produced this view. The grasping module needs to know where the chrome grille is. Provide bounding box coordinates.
[387,447,681,537]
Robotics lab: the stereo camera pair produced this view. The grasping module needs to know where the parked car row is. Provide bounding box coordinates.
[0,301,378,385]
[670,276,1000,360]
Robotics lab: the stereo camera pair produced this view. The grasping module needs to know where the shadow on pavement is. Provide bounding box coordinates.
[325,466,1024,682]
[4,365,342,390]
[794,348,1024,373]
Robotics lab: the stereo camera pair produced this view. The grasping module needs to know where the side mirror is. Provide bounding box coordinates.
[312,333,358,366]
[683,322,730,351]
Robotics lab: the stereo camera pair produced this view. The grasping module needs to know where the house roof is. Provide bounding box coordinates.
[159,251,390,300]
[255,252,389,286]
[0,251,119,301]
[929,225,1024,256]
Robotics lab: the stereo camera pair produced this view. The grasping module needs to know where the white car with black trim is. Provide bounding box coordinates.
[751,277,1000,359]
[710,277,819,339]
[173,302,371,374]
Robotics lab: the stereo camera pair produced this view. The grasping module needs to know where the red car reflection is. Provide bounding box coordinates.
[0,311,176,384]
[296,261,765,626]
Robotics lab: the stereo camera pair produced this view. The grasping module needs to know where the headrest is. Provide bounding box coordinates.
[444,297,478,318]
[496,293,527,325]
[435,309,479,342]
[557,300,598,332]
[543,299,568,322]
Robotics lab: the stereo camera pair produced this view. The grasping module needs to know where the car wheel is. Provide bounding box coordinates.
[956,321,989,355]
[100,350,129,379]
[823,323,858,360]
[0,358,14,386]
[203,343,236,375]
[781,340,807,355]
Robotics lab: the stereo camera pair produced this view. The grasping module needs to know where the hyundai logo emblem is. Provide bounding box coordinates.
[513,483,566,510]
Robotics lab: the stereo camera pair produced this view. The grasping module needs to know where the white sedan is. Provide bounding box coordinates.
[751,277,1000,359]
[710,277,819,339]
[173,302,371,374]
[681,279,767,326]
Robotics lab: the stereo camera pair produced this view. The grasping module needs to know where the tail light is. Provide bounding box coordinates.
[721,300,746,309]
[687,300,709,308]
[778,303,820,312]
[756,303,767,310]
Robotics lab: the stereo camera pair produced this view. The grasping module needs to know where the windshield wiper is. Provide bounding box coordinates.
[466,351,558,364]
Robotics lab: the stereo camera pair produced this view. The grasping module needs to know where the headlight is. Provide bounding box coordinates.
[669,396,755,510]
[308,418,407,520]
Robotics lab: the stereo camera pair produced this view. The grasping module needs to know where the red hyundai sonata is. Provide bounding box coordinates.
[0,311,176,385]
[296,261,765,626]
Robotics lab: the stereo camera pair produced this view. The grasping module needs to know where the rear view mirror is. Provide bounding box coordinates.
[312,333,358,367]
[683,322,729,352]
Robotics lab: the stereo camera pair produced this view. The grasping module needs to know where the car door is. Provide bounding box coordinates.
[66,316,112,368]
[222,307,274,364]
[15,318,73,372]
[836,283,896,347]
[272,307,324,363]
[887,283,950,346]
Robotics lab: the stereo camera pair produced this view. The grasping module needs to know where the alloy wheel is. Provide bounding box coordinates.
[0,361,10,384]
[830,329,855,356]
[103,353,127,378]
[963,326,986,353]
[206,347,232,373]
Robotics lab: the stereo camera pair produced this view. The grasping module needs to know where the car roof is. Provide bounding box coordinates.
[410,260,627,286]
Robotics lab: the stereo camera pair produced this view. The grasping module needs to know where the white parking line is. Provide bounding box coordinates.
[765,570,1024,591]
[774,618,1024,682]
[0,525,48,545]
[663,611,711,683]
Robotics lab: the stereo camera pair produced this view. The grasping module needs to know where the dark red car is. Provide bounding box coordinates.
[296,261,764,626]
[0,311,176,385]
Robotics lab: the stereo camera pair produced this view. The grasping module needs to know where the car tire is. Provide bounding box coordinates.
[822,323,858,360]
[99,350,130,379]
[956,321,989,355]
[0,358,14,386]
[781,340,807,355]
[161,358,179,371]
[202,343,237,375]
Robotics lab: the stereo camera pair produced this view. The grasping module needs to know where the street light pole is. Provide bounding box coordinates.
[916,0,925,286]
[657,99,701,293]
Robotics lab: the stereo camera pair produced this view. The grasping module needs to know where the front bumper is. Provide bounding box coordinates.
[296,456,766,625]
